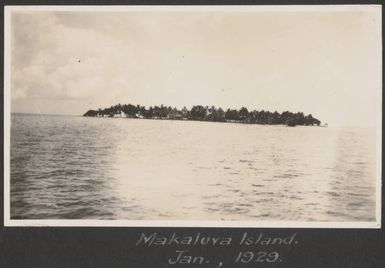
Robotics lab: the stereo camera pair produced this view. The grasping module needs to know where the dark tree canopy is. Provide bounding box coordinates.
[83,103,321,126]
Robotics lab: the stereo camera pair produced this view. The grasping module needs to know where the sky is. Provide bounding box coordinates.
[8,6,382,127]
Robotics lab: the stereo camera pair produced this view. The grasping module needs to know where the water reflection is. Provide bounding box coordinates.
[11,114,377,221]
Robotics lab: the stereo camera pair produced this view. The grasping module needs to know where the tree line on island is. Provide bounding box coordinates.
[83,103,321,126]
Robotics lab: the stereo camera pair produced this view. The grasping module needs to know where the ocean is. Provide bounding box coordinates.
[9,114,378,221]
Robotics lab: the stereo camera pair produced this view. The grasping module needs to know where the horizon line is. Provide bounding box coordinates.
[9,112,381,129]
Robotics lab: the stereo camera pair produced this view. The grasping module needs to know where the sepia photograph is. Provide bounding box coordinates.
[4,5,382,227]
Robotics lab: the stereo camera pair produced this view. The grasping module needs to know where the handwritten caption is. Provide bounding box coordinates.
[135,232,298,267]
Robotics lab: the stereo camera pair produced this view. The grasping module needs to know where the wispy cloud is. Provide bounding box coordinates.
[10,8,381,127]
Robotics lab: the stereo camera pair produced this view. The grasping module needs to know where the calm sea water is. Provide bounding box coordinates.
[10,114,378,221]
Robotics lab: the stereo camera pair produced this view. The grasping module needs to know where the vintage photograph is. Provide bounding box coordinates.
[4,5,382,227]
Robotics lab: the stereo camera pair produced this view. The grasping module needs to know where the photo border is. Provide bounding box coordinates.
[3,4,382,228]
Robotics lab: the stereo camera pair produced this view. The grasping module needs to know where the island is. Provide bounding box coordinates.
[83,103,321,126]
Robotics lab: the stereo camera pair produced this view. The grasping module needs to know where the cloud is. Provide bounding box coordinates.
[9,9,381,127]
[12,12,139,103]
